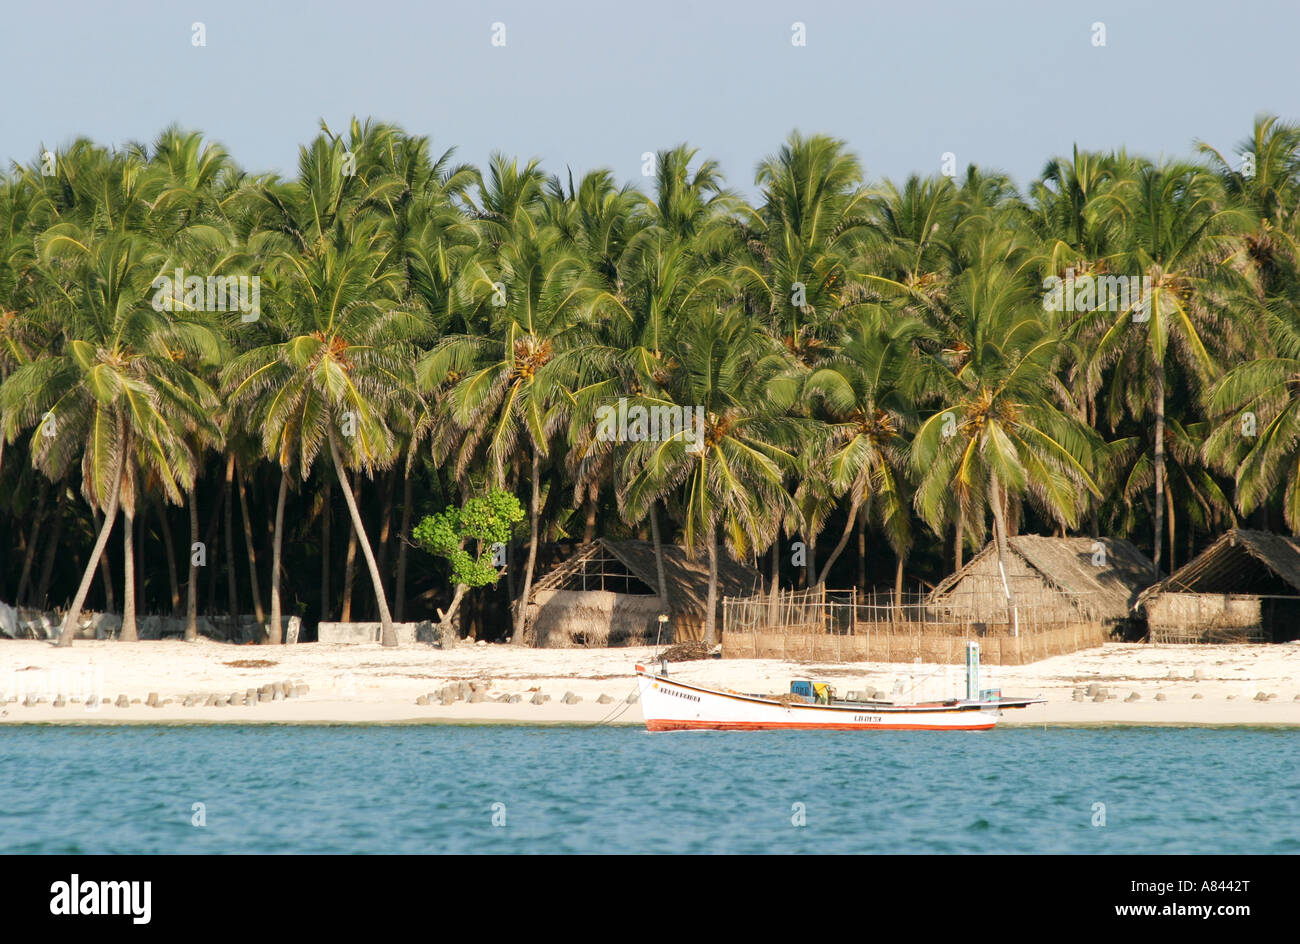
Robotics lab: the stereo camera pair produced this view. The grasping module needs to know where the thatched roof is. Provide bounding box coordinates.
[529,538,763,618]
[929,535,1157,622]
[1136,529,1300,606]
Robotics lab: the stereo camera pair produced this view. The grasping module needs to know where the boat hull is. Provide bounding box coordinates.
[636,667,1024,732]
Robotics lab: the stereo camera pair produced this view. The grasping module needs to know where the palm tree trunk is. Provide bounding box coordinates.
[15,477,49,605]
[856,511,867,591]
[268,467,288,645]
[989,471,1018,637]
[583,483,598,543]
[649,500,669,610]
[121,502,138,642]
[92,507,116,614]
[185,487,199,641]
[705,520,720,646]
[1152,359,1166,578]
[59,451,125,646]
[511,445,542,645]
[394,469,412,622]
[817,496,861,586]
[158,501,180,615]
[375,466,397,615]
[203,485,221,615]
[341,472,358,621]
[224,456,239,621]
[768,534,780,625]
[803,533,817,588]
[34,482,68,609]
[236,458,265,625]
[955,517,964,571]
[321,471,332,620]
[1165,479,1176,573]
[328,431,396,646]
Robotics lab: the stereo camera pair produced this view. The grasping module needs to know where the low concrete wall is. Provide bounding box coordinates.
[317,621,435,645]
[722,622,1110,665]
[0,605,279,643]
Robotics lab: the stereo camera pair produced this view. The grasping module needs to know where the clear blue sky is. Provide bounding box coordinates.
[4,0,1298,197]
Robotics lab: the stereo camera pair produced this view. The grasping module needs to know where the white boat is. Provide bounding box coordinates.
[635,642,1043,732]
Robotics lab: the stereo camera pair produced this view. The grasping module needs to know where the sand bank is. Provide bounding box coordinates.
[3,638,1300,726]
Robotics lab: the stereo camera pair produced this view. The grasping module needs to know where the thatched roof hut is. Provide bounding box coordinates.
[524,539,762,647]
[1136,529,1300,643]
[927,535,1157,631]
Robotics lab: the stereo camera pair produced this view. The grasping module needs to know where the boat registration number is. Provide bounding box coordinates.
[852,715,883,723]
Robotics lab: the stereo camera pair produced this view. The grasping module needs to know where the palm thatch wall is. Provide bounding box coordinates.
[1136,529,1300,642]
[525,539,762,647]
[927,535,1157,631]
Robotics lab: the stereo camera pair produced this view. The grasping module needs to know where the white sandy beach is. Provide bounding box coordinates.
[3,638,1300,726]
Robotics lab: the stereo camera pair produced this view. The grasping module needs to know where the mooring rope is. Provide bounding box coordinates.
[590,682,640,726]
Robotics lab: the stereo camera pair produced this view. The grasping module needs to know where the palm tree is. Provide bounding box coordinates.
[418,228,595,643]
[1,224,220,644]
[911,243,1102,631]
[225,219,415,646]
[736,133,871,582]
[738,132,870,364]
[566,149,735,604]
[1084,160,1256,572]
[620,306,800,644]
[147,127,243,639]
[1198,115,1300,297]
[1205,295,1300,531]
[803,305,922,592]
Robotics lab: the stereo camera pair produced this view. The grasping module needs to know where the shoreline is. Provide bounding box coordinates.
[3,638,1300,728]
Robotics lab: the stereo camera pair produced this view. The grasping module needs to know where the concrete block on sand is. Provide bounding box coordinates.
[316,621,427,645]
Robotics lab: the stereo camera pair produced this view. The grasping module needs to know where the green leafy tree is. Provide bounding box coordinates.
[413,488,524,633]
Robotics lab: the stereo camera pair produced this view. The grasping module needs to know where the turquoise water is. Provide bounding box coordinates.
[2,725,1297,854]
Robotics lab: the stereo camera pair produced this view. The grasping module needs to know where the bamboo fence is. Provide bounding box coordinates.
[721,586,1110,665]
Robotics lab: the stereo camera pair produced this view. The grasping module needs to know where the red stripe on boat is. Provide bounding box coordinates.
[644,719,996,732]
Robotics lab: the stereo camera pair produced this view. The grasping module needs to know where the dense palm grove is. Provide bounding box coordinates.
[3,117,1300,646]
